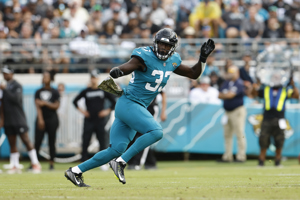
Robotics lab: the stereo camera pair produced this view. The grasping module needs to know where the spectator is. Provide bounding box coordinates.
[101,0,128,27]
[268,6,278,20]
[175,17,190,38]
[177,0,198,24]
[253,71,299,167]
[35,18,52,40]
[87,4,103,34]
[189,76,221,105]
[190,0,221,38]
[218,65,247,162]
[272,0,292,22]
[0,65,41,174]
[284,21,295,39]
[241,6,265,39]
[251,0,269,23]
[35,0,52,19]
[5,14,19,39]
[239,53,253,84]
[34,71,60,170]
[210,71,224,90]
[0,11,3,27]
[53,0,68,15]
[59,16,76,38]
[12,7,22,33]
[0,25,11,59]
[262,17,285,39]
[62,0,89,34]
[219,0,244,38]
[73,70,116,162]
[99,19,119,39]
[181,26,200,60]
[201,25,212,39]
[149,0,167,27]
[121,12,140,38]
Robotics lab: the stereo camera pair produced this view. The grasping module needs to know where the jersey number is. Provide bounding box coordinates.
[145,70,172,92]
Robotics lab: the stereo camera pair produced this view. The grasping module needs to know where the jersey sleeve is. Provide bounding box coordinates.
[131,47,150,71]
[172,52,182,70]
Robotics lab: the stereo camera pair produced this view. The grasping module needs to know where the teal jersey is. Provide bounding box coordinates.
[124,46,182,107]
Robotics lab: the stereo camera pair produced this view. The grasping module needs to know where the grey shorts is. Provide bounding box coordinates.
[259,118,285,149]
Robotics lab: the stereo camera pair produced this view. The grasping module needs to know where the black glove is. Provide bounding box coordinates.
[110,67,124,78]
[199,39,215,63]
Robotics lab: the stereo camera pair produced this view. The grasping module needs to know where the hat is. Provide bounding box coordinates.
[90,69,99,78]
[5,1,13,7]
[2,65,14,74]
[113,6,121,13]
[92,4,102,12]
[184,26,195,35]
[199,76,211,84]
[129,12,138,20]
[268,5,278,12]
[63,16,70,21]
[13,7,22,13]
[164,18,174,27]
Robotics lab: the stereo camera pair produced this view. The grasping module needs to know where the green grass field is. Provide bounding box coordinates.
[0,160,300,200]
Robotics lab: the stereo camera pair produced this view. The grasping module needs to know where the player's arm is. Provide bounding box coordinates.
[110,57,146,79]
[174,39,215,79]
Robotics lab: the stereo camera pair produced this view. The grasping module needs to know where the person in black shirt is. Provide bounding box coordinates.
[1,66,41,174]
[73,70,116,162]
[253,72,299,167]
[34,71,60,170]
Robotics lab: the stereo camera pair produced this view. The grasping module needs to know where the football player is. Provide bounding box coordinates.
[65,28,215,187]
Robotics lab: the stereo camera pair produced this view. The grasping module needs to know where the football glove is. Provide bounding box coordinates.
[199,39,215,63]
[98,76,123,97]
[110,67,124,79]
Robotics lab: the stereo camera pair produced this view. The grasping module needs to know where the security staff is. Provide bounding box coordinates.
[34,71,60,170]
[73,70,116,162]
[218,65,247,162]
[254,72,299,167]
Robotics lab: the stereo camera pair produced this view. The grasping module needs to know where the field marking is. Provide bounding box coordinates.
[184,109,224,151]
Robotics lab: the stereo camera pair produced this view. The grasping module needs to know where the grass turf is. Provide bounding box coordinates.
[0,159,299,200]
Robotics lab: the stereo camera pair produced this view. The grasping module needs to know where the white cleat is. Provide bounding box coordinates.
[7,167,22,174]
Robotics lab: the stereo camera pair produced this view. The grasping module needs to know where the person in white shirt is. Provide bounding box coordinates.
[189,76,221,105]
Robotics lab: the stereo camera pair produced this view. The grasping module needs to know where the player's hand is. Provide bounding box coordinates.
[110,67,124,79]
[38,119,45,130]
[199,39,215,63]
[98,109,111,118]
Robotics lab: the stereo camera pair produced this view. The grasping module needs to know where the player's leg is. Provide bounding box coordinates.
[221,112,234,162]
[233,106,247,162]
[81,119,94,162]
[115,96,163,163]
[65,117,135,187]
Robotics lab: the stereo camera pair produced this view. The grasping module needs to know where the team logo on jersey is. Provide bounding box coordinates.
[163,63,166,67]
[172,63,177,68]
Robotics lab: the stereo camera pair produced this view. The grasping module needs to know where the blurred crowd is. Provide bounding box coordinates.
[0,0,299,73]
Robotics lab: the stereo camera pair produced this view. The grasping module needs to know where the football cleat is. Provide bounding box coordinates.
[64,167,90,187]
[109,159,126,184]
[7,167,22,174]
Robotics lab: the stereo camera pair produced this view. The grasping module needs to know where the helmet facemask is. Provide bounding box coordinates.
[153,28,178,60]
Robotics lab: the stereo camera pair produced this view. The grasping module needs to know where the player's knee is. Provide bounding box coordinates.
[150,129,163,141]
[111,142,128,155]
